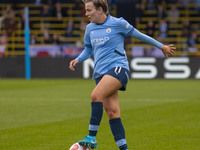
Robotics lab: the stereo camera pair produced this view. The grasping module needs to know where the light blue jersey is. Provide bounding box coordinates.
[76,14,163,79]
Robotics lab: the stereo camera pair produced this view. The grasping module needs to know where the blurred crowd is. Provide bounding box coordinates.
[130,0,200,53]
[0,0,87,46]
[0,0,199,53]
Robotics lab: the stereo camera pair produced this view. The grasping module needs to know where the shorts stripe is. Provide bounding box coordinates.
[125,71,129,80]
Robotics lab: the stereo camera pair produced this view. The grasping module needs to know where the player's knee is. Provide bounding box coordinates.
[91,90,102,102]
[105,109,119,119]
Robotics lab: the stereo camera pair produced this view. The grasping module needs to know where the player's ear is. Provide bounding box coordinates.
[97,7,103,14]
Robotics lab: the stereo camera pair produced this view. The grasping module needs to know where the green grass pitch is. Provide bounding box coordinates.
[0,79,200,150]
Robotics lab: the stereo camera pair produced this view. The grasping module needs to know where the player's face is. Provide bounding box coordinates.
[85,1,101,23]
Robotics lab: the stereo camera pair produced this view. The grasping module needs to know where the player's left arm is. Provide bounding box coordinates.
[131,28,176,58]
[161,44,176,58]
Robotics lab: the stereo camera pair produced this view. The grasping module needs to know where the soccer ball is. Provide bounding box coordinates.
[69,143,90,150]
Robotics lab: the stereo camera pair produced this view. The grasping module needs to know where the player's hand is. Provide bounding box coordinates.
[161,44,176,58]
[69,59,79,71]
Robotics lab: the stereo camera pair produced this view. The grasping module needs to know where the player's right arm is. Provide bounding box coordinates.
[69,59,79,71]
[69,25,92,71]
[69,45,92,71]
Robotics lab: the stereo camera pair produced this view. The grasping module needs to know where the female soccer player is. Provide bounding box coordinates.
[69,0,176,149]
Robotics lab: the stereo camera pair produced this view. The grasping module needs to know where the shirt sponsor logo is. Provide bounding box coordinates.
[91,37,109,45]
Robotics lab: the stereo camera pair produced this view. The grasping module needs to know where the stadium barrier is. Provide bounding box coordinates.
[0,57,199,79]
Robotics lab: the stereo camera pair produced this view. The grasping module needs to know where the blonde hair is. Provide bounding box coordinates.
[82,0,109,15]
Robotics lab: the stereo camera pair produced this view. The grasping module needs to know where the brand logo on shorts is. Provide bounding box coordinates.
[115,67,122,75]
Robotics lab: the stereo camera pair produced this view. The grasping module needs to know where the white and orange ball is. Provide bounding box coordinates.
[69,143,90,150]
